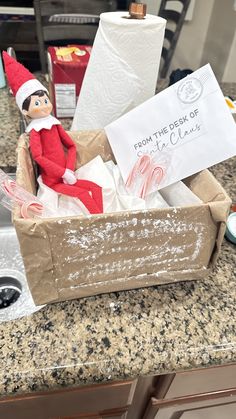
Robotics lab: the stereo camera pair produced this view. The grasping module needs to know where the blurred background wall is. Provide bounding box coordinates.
[145,0,236,82]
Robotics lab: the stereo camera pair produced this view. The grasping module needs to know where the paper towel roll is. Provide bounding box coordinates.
[71,11,166,131]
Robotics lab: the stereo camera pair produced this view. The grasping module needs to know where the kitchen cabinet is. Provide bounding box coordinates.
[144,389,236,419]
[1,364,236,419]
[0,379,137,419]
[142,364,236,419]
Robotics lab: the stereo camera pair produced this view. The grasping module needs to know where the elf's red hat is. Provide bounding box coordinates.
[2,51,48,111]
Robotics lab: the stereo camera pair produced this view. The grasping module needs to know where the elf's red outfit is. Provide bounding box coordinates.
[27,117,103,214]
[2,51,103,215]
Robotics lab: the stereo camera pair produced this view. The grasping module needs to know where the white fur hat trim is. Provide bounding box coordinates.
[16,79,48,110]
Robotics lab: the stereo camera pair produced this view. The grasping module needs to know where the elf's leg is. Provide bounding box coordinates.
[74,179,103,213]
[52,183,101,214]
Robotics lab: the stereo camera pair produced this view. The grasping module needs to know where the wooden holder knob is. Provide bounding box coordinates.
[129,2,147,19]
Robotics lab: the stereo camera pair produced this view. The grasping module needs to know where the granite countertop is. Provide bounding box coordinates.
[0,86,21,171]
[0,83,235,398]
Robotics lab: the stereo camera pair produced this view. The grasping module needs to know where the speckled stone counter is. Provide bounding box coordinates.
[0,82,235,398]
[0,86,20,171]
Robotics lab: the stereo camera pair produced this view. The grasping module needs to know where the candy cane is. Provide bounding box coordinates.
[125,155,151,188]
[20,201,43,219]
[126,155,166,199]
[139,164,165,199]
[1,178,43,219]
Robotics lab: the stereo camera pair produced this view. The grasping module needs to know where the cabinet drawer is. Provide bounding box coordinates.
[53,406,128,418]
[163,364,236,399]
[0,379,136,419]
[145,388,236,419]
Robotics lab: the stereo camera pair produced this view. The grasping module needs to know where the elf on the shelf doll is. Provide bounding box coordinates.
[2,51,103,214]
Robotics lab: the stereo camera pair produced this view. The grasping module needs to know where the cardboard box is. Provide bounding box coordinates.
[47,45,91,118]
[14,131,231,306]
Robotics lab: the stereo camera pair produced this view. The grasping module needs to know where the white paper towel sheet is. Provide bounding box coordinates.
[71,12,166,131]
[159,181,203,207]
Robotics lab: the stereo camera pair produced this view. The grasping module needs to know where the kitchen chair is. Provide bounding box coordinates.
[158,0,191,78]
[34,0,117,73]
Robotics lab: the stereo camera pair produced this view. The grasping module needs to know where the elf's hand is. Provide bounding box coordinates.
[62,169,77,185]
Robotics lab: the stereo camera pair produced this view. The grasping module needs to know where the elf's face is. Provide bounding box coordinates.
[23,93,53,119]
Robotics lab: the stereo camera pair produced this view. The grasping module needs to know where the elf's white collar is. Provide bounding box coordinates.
[26,115,61,133]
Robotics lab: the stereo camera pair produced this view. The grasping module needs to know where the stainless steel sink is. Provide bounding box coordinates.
[0,189,44,322]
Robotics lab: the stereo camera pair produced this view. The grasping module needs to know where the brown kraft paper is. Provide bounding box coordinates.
[14,131,232,305]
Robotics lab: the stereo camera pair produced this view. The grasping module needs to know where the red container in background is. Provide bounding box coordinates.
[47,45,91,118]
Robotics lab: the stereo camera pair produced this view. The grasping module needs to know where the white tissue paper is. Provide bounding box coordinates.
[159,181,203,207]
[71,11,166,131]
[105,160,169,210]
[37,176,85,216]
[37,156,169,217]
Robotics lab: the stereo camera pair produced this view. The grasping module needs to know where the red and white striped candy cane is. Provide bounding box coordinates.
[2,178,43,219]
[125,155,151,189]
[126,154,165,199]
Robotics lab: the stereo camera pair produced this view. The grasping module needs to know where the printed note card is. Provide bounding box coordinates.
[105,64,236,193]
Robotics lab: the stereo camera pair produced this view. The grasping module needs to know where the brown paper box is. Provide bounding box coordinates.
[14,131,232,306]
